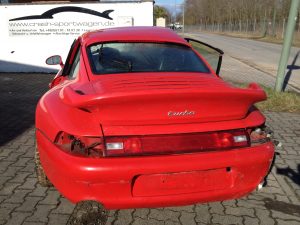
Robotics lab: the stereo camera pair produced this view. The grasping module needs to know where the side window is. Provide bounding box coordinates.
[185,38,224,75]
[68,49,80,80]
[62,39,77,76]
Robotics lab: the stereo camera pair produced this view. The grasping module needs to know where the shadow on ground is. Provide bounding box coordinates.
[0,59,58,73]
[0,73,54,146]
[277,164,300,186]
[283,50,300,91]
[264,197,300,216]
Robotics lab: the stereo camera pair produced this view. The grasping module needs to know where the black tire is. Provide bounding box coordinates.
[68,201,108,225]
[35,146,52,187]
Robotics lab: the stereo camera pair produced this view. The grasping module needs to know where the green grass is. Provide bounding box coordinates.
[232,83,300,113]
[257,86,300,113]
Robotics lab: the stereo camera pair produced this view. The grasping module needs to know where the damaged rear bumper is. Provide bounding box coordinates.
[36,130,275,209]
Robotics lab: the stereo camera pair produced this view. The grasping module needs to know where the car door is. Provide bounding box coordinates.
[185,38,224,76]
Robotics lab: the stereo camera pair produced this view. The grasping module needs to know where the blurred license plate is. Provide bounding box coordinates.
[132,168,232,197]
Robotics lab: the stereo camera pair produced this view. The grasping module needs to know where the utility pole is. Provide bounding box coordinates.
[275,0,300,92]
[182,0,185,33]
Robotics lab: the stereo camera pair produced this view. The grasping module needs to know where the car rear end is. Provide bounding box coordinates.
[37,119,274,209]
[36,28,275,209]
[36,74,275,209]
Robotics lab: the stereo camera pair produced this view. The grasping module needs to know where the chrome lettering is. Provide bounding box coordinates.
[168,110,196,116]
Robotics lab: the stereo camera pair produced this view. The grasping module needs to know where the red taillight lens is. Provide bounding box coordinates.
[105,137,142,156]
[105,130,250,157]
[55,132,104,157]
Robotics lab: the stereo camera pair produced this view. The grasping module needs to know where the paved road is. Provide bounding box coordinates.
[0,73,300,225]
[188,32,300,91]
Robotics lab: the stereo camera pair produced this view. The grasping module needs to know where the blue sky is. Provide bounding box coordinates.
[155,0,184,4]
[155,0,184,8]
[155,0,184,13]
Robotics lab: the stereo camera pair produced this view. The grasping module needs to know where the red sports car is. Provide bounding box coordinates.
[35,27,274,216]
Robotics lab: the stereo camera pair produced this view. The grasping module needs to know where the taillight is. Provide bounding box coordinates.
[54,132,104,157]
[105,137,142,156]
[249,126,271,145]
[105,129,250,157]
[54,129,258,158]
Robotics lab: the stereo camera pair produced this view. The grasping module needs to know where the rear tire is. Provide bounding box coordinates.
[68,201,108,225]
[35,146,52,187]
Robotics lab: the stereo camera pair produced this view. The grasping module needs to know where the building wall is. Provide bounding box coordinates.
[0,1,154,72]
[2,0,98,3]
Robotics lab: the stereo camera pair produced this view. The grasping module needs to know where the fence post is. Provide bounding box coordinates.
[282,18,286,39]
[262,10,267,37]
[272,5,277,37]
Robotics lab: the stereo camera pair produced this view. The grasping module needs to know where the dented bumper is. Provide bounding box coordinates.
[36,130,275,209]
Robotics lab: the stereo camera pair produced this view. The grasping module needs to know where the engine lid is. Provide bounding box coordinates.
[60,73,266,126]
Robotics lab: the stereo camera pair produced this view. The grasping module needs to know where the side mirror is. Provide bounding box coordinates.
[46,55,64,68]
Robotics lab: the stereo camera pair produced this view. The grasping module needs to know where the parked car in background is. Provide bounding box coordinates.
[174,22,183,29]
[35,26,275,224]
[168,22,183,30]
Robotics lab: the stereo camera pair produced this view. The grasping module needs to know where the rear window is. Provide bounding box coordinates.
[87,42,210,74]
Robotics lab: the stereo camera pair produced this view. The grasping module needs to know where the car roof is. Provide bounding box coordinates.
[80,26,190,47]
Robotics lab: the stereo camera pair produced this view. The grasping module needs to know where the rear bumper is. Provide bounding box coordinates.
[36,130,275,209]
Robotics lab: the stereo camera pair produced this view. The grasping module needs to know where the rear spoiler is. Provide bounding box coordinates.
[60,83,266,108]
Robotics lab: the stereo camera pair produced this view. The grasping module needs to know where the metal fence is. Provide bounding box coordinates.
[184,19,300,40]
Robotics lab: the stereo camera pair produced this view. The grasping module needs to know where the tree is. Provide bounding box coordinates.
[154,5,171,22]
[184,0,295,29]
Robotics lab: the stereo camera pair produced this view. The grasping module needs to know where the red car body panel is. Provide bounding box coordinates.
[60,74,265,124]
[37,130,274,209]
[36,27,275,209]
[81,27,190,48]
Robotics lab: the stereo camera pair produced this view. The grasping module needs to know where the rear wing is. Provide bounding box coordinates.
[185,38,224,76]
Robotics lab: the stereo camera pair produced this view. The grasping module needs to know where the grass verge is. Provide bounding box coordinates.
[257,86,300,113]
[233,83,300,113]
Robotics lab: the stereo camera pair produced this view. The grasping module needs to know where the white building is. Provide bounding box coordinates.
[0,0,154,72]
